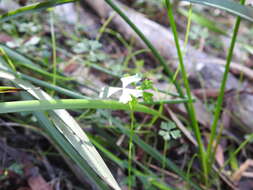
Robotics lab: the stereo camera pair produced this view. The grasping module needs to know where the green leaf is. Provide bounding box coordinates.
[178,8,228,35]
[171,130,182,139]
[0,0,78,23]
[0,86,23,93]
[0,98,160,116]
[141,79,153,90]
[142,92,154,104]
[159,121,181,141]
[180,0,253,22]
[34,111,111,190]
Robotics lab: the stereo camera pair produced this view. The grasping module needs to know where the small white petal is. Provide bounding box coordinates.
[119,93,132,104]
[121,74,142,88]
[100,87,122,98]
[24,36,40,46]
[119,89,143,103]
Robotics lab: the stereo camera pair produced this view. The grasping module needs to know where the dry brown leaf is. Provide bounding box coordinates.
[231,159,253,183]
[28,175,53,190]
[215,144,225,167]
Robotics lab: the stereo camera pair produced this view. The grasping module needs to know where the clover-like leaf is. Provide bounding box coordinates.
[159,121,181,141]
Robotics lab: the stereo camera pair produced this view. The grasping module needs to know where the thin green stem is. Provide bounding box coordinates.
[207,0,246,173]
[183,4,193,51]
[96,12,116,41]
[50,10,57,96]
[173,3,192,81]
[162,140,169,180]
[0,48,16,72]
[0,99,160,115]
[165,0,208,183]
[128,109,135,190]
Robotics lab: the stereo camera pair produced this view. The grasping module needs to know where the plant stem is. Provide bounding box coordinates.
[128,109,135,190]
[207,0,246,173]
[50,10,57,96]
[173,3,192,81]
[165,0,208,183]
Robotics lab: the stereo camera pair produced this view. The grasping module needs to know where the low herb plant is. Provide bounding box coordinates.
[0,0,253,190]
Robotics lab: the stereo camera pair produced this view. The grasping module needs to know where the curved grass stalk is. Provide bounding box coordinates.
[34,111,112,190]
[0,99,160,116]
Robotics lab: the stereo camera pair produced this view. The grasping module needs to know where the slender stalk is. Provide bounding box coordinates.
[0,48,16,72]
[162,140,169,180]
[183,4,193,51]
[96,12,116,41]
[0,99,160,115]
[50,10,57,95]
[207,0,246,172]
[165,0,208,182]
[128,109,135,190]
[173,3,192,81]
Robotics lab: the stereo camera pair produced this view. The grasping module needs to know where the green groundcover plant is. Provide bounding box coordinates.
[0,0,253,189]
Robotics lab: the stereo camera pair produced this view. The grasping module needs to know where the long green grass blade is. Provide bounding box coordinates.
[0,99,160,116]
[0,86,24,93]
[165,0,208,183]
[33,111,112,190]
[181,0,253,22]
[0,0,79,22]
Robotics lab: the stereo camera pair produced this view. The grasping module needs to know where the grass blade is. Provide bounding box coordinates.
[33,111,112,190]
[0,0,79,22]
[181,0,253,22]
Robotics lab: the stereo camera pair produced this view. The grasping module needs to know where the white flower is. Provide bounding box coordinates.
[100,74,143,104]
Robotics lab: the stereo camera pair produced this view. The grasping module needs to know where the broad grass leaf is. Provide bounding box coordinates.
[0,0,78,23]
[181,0,253,22]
